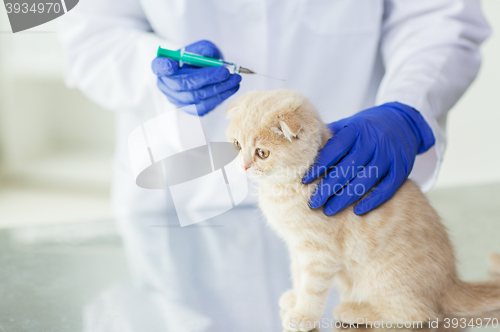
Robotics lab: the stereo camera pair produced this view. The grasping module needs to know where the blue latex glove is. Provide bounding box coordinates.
[303,102,435,216]
[151,40,241,116]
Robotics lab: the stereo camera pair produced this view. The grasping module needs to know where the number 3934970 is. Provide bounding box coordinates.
[3,0,79,33]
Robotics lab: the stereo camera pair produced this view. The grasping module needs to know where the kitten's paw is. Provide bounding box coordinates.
[279,289,297,309]
[282,309,318,331]
[333,302,378,323]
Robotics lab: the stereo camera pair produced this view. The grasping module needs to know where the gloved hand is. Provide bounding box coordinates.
[303,102,435,216]
[151,40,241,116]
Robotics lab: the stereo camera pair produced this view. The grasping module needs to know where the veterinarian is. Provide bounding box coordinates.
[59,1,490,331]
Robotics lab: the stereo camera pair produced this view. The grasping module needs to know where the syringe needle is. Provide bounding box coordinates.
[254,73,285,81]
[238,67,285,81]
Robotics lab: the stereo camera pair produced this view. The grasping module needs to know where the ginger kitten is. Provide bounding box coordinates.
[226,89,500,331]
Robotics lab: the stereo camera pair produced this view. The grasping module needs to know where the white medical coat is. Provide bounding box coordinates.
[58,0,490,330]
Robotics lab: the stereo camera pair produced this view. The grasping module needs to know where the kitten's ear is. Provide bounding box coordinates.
[273,97,304,141]
[275,119,301,142]
[280,120,301,141]
[226,106,239,117]
[226,100,240,117]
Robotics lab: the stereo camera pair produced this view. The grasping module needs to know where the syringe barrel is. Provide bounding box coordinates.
[157,46,226,68]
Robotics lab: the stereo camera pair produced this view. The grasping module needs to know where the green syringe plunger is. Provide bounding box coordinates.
[157,46,284,81]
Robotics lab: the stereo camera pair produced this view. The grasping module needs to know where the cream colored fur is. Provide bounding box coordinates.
[226,90,500,332]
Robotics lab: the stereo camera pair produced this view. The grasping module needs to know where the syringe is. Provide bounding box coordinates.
[157,47,284,81]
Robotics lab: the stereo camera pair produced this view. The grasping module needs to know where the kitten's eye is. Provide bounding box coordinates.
[234,139,241,150]
[256,148,270,159]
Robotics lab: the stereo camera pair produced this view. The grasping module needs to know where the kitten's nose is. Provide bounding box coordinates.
[244,165,251,171]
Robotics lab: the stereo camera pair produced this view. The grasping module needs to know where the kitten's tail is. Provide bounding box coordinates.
[444,253,500,319]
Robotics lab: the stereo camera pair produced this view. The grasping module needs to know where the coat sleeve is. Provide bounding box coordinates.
[376,0,490,191]
[58,0,180,112]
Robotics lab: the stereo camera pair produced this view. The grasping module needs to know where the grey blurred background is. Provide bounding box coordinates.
[0,17,115,228]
